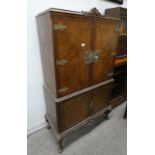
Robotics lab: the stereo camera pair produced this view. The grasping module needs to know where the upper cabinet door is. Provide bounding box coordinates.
[52,13,93,97]
[92,19,120,85]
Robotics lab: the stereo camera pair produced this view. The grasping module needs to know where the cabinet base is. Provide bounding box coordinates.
[45,105,112,153]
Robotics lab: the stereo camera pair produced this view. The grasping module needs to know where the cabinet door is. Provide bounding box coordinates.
[92,19,120,84]
[58,93,90,132]
[52,13,93,97]
[92,83,112,114]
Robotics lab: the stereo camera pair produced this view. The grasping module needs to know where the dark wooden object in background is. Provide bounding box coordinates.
[105,7,127,108]
[107,0,123,4]
[36,8,120,153]
[105,7,127,56]
[124,104,127,119]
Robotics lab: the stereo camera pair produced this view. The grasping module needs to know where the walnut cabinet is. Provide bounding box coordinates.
[36,8,120,153]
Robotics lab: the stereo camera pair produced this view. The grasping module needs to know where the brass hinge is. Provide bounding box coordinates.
[53,24,66,31]
[111,52,117,57]
[114,27,120,33]
[58,87,68,94]
[107,72,114,77]
[56,59,68,65]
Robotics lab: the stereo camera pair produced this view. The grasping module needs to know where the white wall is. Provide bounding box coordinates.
[96,0,127,13]
[27,0,127,135]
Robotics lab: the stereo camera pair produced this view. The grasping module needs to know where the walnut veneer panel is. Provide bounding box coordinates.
[52,13,93,97]
[92,83,112,114]
[93,19,120,84]
[59,93,90,132]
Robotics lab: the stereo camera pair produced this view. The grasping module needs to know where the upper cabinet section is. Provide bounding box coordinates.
[37,8,120,98]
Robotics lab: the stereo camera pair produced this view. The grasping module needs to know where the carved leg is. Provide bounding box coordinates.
[57,138,63,154]
[46,124,51,129]
[45,115,51,129]
[103,110,111,120]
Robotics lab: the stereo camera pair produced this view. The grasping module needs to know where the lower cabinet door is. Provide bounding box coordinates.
[58,93,90,132]
[92,83,112,114]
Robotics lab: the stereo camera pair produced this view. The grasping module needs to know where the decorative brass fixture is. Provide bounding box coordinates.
[56,59,68,65]
[84,51,93,64]
[53,24,66,31]
[58,87,68,93]
[84,51,100,64]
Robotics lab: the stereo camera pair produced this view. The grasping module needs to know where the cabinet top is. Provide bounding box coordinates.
[37,8,83,16]
[36,8,120,21]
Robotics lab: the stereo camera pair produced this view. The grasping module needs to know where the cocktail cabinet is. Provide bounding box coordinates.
[36,8,121,153]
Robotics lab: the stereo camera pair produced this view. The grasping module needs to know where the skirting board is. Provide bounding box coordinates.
[27,119,47,136]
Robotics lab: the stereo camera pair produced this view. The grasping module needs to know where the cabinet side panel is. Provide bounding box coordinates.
[36,13,57,96]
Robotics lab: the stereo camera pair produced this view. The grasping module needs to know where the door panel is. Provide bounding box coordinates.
[52,13,93,97]
[92,83,112,114]
[93,19,120,84]
[59,93,90,132]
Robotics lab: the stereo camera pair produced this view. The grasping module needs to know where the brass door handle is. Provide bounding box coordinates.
[84,51,93,64]
[92,50,100,63]
[84,50,100,64]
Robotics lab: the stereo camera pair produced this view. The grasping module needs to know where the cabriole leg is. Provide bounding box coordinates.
[45,115,51,129]
[57,138,63,153]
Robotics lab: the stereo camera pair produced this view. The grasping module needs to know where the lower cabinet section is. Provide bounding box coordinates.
[43,81,113,152]
[57,82,113,132]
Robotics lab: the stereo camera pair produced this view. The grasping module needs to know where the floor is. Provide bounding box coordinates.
[27,102,127,155]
